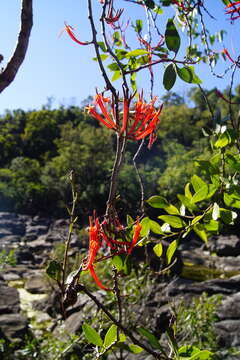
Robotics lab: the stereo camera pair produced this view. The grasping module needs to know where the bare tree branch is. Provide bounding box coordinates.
[0,0,33,93]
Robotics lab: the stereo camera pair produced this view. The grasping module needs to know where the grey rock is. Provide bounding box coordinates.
[210,235,240,257]
[217,292,240,320]
[215,319,240,347]
[0,285,20,314]
[25,274,50,294]
[164,276,240,297]
[0,313,28,343]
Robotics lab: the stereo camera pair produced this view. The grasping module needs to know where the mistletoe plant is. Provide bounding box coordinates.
[46,1,240,359]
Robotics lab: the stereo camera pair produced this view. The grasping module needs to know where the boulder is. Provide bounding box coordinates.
[25,274,50,294]
[0,284,20,314]
[215,319,240,347]
[0,314,28,343]
[210,235,240,257]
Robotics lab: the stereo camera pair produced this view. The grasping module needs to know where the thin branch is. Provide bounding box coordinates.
[79,284,169,359]
[0,0,33,93]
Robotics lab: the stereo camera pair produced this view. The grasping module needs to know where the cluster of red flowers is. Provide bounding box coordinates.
[87,93,163,149]
[82,213,142,290]
[223,48,240,68]
[225,1,240,21]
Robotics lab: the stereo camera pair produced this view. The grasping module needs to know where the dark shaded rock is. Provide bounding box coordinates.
[210,235,240,257]
[25,274,50,294]
[0,314,28,343]
[15,248,35,264]
[25,224,49,241]
[63,311,84,334]
[28,236,53,253]
[33,289,62,317]
[0,285,20,314]
[163,275,240,297]
[217,292,240,320]
[215,319,240,347]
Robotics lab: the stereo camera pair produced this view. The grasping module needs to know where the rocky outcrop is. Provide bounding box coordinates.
[1,211,240,357]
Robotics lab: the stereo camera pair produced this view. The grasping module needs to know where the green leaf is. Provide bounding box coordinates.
[164,204,180,215]
[191,185,208,203]
[92,54,108,62]
[178,194,199,212]
[82,323,103,346]
[176,66,202,84]
[150,220,164,234]
[191,175,207,192]
[185,183,193,199]
[178,345,213,359]
[137,327,161,349]
[128,344,143,353]
[108,62,120,71]
[166,239,179,264]
[204,220,219,232]
[165,18,180,54]
[46,260,62,281]
[153,243,163,257]
[158,215,186,228]
[112,71,121,81]
[163,64,177,90]
[140,217,151,237]
[134,19,143,33]
[97,42,107,52]
[126,49,149,57]
[115,49,128,60]
[103,325,117,349]
[219,208,237,225]
[193,224,208,244]
[153,5,163,14]
[224,190,240,208]
[214,130,233,148]
[225,154,240,172]
[147,195,169,208]
[112,255,125,272]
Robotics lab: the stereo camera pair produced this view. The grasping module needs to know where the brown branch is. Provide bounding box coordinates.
[79,284,169,359]
[0,0,33,93]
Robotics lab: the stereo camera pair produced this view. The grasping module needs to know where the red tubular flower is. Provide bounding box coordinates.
[127,94,163,149]
[86,94,117,130]
[225,1,240,21]
[128,217,142,255]
[64,23,91,45]
[82,215,110,291]
[105,0,124,25]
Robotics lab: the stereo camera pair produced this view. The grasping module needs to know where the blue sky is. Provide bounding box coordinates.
[0,0,239,113]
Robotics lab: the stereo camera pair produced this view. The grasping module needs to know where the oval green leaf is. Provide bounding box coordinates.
[176,66,202,84]
[158,215,186,228]
[163,63,176,90]
[82,323,103,346]
[103,325,117,349]
[165,19,180,54]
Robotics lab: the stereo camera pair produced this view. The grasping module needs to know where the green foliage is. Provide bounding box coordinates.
[176,293,222,352]
[0,249,16,270]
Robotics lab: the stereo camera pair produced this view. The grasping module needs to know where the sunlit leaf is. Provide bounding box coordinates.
[158,215,186,228]
[153,242,163,257]
[166,239,179,264]
[176,66,202,84]
[82,323,103,346]
[103,325,117,349]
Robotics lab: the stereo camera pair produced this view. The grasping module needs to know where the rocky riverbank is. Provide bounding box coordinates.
[0,211,240,359]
